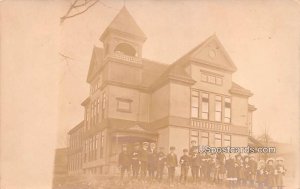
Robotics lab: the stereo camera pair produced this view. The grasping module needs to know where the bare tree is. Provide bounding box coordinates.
[60,0,100,24]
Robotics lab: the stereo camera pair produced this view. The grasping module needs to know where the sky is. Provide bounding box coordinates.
[1,0,300,188]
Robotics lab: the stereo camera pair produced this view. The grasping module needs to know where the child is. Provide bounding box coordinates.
[179,149,190,184]
[166,146,178,187]
[156,147,166,182]
[265,158,275,189]
[275,157,287,189]
[118,144,131,180]
[256,160,266,189]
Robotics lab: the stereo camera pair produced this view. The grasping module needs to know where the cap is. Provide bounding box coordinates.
[276,157,284,162]
[258,159,265,164]
[150,142,156,146]
[266,158,275,163]
[183,149,188,152]
[170,146,175,150]
[143,142,149,146]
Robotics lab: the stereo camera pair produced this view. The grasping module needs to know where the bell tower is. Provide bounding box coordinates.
[100,6,147,59]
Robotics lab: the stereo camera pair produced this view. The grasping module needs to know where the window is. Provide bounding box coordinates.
[208,75,216,84]
[91,103,94,127]
[102,93,106,119]
[224,135,231,147]
[190,130,199,146]
[201,132,209,146]
[215,133,222,147]
[100,132,104,159]
[200,71,223,86]
[215,96,222,122]
[191,90,199,118]
[116,98,132,113]
[97,98,101,123]
[224,97,231,123]
[201,93,209,120]
[114,43,137,57]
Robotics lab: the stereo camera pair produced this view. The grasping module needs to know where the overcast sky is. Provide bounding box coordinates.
[1,0,300,188]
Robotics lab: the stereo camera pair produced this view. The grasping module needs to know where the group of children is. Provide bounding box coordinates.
[118,141,287,188]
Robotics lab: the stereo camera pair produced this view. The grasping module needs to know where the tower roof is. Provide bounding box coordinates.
[100,6,146,41]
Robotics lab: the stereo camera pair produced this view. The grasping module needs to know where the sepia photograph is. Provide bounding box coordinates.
[0,0,300,189]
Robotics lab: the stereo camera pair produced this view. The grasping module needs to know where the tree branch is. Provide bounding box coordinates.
[60,0,99,24]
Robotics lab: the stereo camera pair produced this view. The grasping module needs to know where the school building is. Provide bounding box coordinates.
[67,7,256,175]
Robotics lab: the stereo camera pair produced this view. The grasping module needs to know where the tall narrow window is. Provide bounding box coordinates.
[93,101,97,126]
[215,133,222,147]
[201,93,209,120]
[100,132,104,159]
[224,135,231,147]
[191,90,199,118]
[102,93,106,119]
[91,103,94,127]
[190,130,199,146]
[97,98,101,123]
[201,132,209,146]
[224,97,231,123]
[215,96,222,122]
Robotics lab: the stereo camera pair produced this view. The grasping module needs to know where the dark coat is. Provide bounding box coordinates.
[139,148,148,162]
[256,167,266,183]
[190,152,200,167]
[249,159,258,175]
[166,153,178,167]
[148,148,158,168]
[131,150,140,165]
[275,165,286,187]
[180,155,190,167]
[225,158,237,178]
[265,164,275,187]
[157,152,166,167]
[119,151,131,167]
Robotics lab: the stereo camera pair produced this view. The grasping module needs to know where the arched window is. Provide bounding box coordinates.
[114,43,137,57]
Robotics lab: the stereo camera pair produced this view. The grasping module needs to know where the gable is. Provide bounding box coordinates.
[189,35,237,72]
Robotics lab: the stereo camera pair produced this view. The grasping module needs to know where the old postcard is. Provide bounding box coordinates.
[1,0,299,189]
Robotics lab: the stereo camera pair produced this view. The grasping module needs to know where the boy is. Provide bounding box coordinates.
[166,146,178,187]
[275,157,286,189]
[180,149,190,184]
[118,144,131,180]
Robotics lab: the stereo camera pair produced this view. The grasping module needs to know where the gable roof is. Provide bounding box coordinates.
[87,47,103,83]
[150,34,238,89]
[176,34,237,72]
[100,6,146,41]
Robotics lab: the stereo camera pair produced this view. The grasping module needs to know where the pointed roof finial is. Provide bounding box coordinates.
[100,5,147,42]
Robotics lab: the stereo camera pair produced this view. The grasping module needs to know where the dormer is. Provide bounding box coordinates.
[100,7,147,59]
